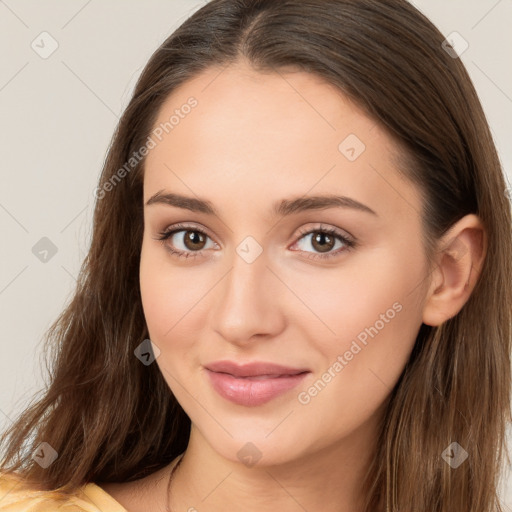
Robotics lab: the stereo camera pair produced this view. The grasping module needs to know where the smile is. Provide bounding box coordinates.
[204,361,311,406]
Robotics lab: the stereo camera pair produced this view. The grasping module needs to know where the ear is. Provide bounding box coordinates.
[422,214,487,327]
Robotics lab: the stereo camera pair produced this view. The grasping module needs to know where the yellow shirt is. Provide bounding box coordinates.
[0,472,128,512]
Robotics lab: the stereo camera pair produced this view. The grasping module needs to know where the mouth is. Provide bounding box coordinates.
[205,360,310,377]
[204,360,311,406]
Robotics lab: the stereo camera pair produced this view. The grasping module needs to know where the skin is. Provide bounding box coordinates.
[100,60,487,512]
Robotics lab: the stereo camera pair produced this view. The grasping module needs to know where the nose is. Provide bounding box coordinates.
[210,247,286,347]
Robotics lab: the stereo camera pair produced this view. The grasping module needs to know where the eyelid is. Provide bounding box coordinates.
[161,222,217,243]
[154,221,356,260]
[294,222,355,243]
[157,222,354,245]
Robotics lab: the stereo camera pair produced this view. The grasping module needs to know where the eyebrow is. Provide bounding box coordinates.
[145,191,378,217]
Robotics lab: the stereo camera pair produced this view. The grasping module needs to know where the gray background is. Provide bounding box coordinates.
[1,0,511,506]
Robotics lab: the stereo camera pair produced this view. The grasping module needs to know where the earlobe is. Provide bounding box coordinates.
[422,214,487,327]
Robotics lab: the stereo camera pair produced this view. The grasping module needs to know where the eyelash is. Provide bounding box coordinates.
[154,222,356,261]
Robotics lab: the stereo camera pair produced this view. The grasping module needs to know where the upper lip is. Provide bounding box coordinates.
[205,360,310,378]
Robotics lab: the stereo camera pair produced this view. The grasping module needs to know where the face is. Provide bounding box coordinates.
[140,61,429,467]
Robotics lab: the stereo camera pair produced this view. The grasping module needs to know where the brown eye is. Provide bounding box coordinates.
[155,223,217,260]
[291,226,356,261]
[310,231,336,253]
[182,230,207,251]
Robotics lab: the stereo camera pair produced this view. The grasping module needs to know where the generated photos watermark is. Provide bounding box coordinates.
[94,96,198,200]
[297,301,403,405]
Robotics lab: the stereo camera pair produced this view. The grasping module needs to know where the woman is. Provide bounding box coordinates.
[1,0,511,511]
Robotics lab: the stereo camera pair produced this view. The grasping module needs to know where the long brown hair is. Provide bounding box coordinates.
[1,1,511,510]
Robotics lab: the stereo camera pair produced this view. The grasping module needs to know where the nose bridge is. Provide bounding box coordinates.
[211,241,283,343]
[221,244,268,317]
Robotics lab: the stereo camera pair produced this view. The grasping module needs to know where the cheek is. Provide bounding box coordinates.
[140,240,197,336]
[293,250,424,409]
[293,247,425,427]
[140,244,170,338]
[139,248,205,399]
[292,301,422,452]
[289,246,425,350]
[139,243,215,383]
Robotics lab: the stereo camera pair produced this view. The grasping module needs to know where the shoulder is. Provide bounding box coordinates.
[0,472,128,512]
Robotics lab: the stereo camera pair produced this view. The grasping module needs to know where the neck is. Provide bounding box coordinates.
[169,415,382,512]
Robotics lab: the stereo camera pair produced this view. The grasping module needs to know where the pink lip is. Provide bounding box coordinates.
[204,360,310,407]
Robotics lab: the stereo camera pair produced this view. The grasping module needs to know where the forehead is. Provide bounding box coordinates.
[148,61,377,153]
[143,61,421,222]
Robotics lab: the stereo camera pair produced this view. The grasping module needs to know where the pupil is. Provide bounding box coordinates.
[313,232,334,253]
[185,231,205,250]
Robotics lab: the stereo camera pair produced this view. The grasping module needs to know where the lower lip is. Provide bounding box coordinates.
[205,369,309,407]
